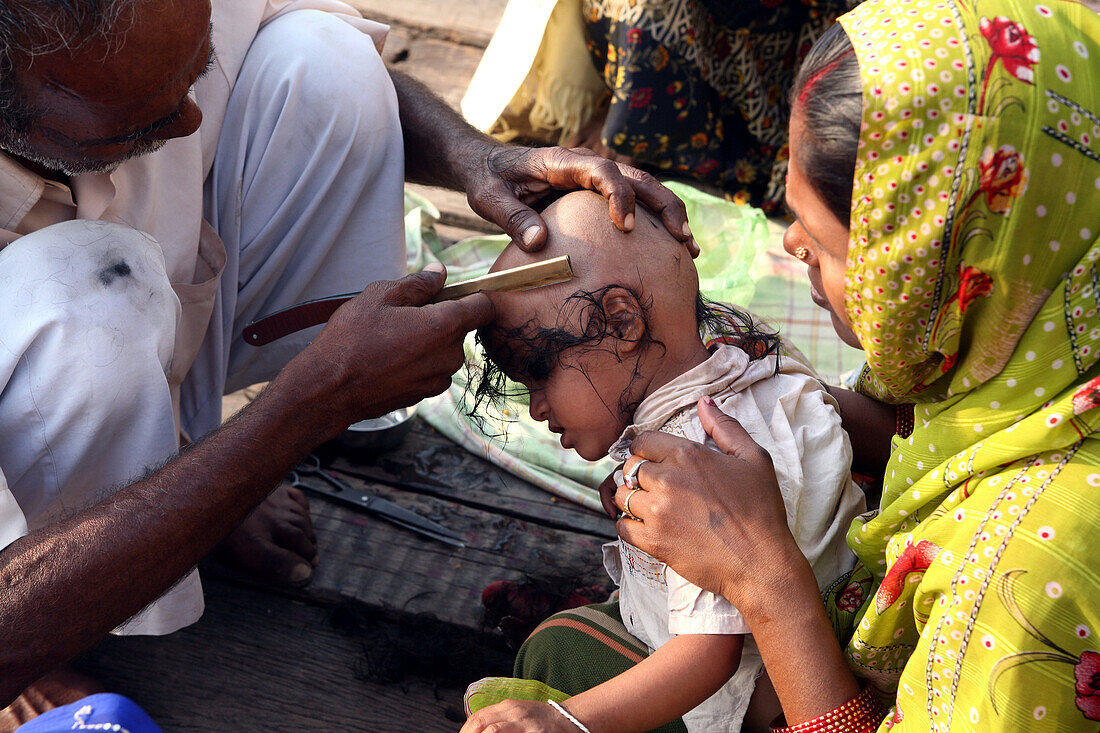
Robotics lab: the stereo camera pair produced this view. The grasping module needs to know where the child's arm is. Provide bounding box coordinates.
[561,633,744,733]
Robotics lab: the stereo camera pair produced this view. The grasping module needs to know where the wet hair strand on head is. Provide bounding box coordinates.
[466,289,782,438]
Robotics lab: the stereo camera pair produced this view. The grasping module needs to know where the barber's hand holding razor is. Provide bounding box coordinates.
[296,263,492,436]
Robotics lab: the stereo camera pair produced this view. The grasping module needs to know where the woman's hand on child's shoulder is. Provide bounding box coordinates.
[614,398,806,616]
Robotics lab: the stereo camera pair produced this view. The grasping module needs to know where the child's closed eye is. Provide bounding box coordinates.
[519,350,555,384]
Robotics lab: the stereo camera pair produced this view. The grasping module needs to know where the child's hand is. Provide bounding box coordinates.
[460,699,586,733]
[598,464,624,519]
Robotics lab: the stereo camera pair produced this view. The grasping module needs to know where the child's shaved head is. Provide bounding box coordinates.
[488,190,700,343]
[473,191,708,458]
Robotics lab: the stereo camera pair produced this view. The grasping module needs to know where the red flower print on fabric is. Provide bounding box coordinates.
[979,16,1040,84]
[932,263,994,373]
[695,159,719,176]
[875,540,940,613]
[957,265,994,313]
[838,579,867,613]
[978,145,1029,214]
[1073,376,1100,415]
[991,570,1100,723]
[1075,651,1100,720]
[629,87,653,109]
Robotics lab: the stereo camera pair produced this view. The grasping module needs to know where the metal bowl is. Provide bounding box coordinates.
[330,404,419,455]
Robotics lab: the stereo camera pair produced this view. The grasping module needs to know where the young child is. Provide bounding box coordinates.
[473,190,866,732]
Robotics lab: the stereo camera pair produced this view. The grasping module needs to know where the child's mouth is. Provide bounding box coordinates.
[547,423,572,448]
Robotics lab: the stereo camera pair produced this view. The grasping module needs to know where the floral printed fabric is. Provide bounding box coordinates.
[819,0,1100,730]
[582,0,854,212]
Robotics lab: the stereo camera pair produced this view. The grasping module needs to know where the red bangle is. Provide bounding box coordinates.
[770,686,889,733]
[895,403,914,438]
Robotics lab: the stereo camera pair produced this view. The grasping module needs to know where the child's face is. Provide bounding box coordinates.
[503,341,637,461]
[476,189,706,461]
[483,282,649,461]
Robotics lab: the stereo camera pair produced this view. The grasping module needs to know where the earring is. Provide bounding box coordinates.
[794,246,809,261]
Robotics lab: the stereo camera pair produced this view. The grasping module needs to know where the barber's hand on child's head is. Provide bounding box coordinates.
[613,398,796,606]
[466,144,698,256]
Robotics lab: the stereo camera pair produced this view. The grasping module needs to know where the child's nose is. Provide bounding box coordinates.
[528,392,550,422]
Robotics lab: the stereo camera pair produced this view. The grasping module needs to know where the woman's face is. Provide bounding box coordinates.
[784,114,861,349]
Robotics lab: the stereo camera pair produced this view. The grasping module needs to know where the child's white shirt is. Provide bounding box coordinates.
[604,344,867,732]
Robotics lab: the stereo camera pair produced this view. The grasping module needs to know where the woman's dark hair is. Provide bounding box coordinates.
[789,22,862,225]
[465,291,781,433]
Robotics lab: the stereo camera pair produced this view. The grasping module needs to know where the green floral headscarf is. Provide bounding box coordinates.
[820,0,1100,729]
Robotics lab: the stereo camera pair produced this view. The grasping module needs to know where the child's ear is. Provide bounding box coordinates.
[602,289,646,353]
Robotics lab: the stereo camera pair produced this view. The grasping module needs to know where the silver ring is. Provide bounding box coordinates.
[622,488,642,522]
[624,459,649,490]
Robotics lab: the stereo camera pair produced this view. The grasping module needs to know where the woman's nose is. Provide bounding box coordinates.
[782,222,801,257]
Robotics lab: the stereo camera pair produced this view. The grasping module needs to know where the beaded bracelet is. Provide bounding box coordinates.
[770,686,889,733]
[547,700,591,733]
[895,403,915,438]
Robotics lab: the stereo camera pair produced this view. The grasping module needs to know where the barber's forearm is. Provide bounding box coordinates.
[826,385,898,478]
[389,68,494,190]
[0,354,342,705]
[735,546,861,726]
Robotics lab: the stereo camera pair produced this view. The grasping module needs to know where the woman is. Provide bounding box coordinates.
[462,0,1100,730]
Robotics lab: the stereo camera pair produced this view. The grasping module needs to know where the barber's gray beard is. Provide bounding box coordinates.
[0,134,166,177]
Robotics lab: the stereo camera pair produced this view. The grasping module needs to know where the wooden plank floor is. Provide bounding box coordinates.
[290,420,614,632]
[78,418,613,731]
[350,0,507,48]
[76,575,510,732]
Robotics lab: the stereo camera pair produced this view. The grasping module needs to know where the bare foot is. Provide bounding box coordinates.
[216,484,317,587]
[0,667,105,732]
